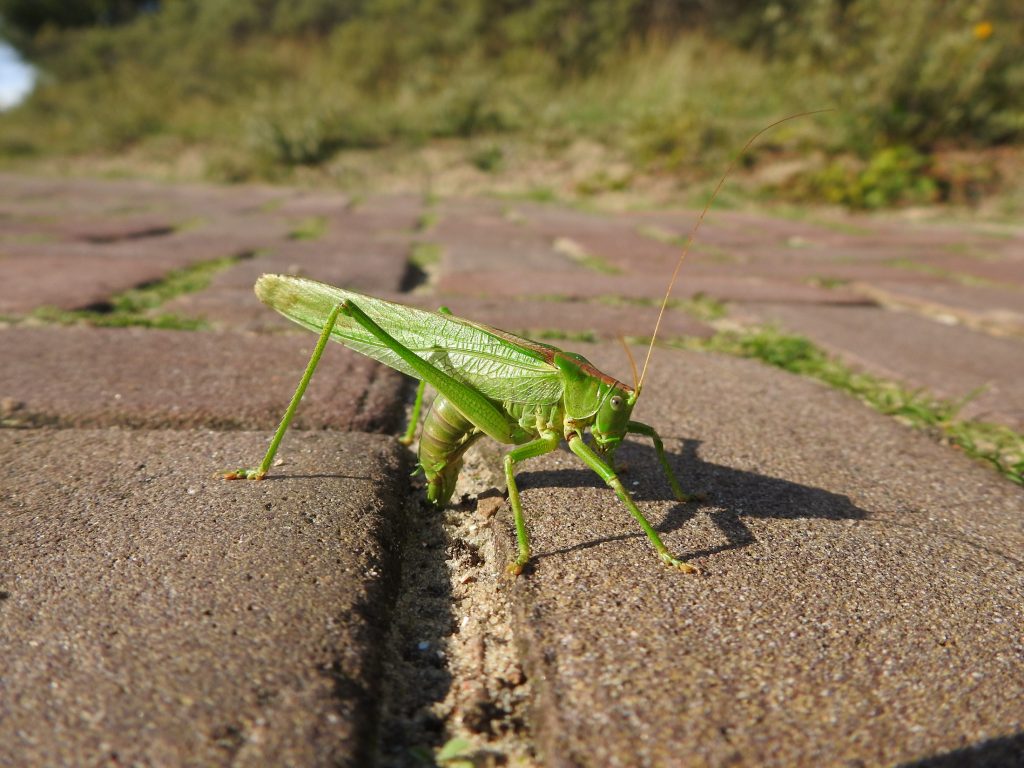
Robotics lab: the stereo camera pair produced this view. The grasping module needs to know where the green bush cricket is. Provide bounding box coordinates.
[227,114,821,575]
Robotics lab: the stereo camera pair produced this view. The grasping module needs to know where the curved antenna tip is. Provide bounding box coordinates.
[636,109,831,390]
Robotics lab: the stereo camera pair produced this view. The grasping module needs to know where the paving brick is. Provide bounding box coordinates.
[0,327,406,432]
[405,293,715,342]
[3,174,1023,766]
[858,279,1024,336]
[160,222,414,332]
[486,345,1024,767]
[343,194,424,235]
[626,209,1024,275]
[271,190,353,217]
[429,206,567,274]
[435,196,510,217]
[0,429,410,767]
[0,211,179,246]
[511,205,675,275]
[740,303,1024,428]
[0,246,185,314]
[518,206,867,280]
[0,175,364,315]
[622,208,875,258]
[667,251,930,284]
[0,173,282,218]
[926,255,1024,287]
[436,268,863,305]
[0,229,285,315]
[430,205,882,306]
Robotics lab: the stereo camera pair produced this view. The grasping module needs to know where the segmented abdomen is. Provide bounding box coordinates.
[419,395,484,507]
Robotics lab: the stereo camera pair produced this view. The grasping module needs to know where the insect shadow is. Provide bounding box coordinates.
[898,731,1024,767]
[516,438,869,563]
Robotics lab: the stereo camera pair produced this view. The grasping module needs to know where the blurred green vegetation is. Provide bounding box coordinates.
[1,0,1021,208]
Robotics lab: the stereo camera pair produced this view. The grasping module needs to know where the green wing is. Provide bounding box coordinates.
[256,274,564,405]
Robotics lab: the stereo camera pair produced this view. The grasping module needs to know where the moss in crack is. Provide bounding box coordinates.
[553,237,621,275]
[525,329,600,344]
[594,293,727,322]
[24,252,255,330]
[288,215,328,240]
[401,242,444,293]
[416,210,440,233]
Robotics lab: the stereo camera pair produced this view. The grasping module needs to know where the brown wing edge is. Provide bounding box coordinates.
[468,320,632,393]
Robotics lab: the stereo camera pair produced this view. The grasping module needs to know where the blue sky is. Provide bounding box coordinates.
[0,41,35,109]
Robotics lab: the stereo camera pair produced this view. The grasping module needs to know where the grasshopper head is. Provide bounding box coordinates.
[592,383,636,458]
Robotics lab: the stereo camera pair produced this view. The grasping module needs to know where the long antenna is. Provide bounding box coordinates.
[619,334,640,391]
[636,110,831,393]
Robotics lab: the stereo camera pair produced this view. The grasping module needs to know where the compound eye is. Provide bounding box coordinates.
[610,395,623,410]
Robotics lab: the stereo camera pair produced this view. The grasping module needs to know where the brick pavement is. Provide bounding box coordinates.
[1,174,1021,766]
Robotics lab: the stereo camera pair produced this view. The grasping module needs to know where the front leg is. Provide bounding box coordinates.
[627,420,703,502]
[568,434,698,574]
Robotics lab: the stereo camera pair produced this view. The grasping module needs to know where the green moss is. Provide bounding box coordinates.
[553,238,621,275]
[113,255,246,314]
[806,276,851,290]
[288,216,328,241]
[577,254,620,275]
[636,225,681,245]
[415,210,440,233]
[595,293,727,321]
[526,329,599,344]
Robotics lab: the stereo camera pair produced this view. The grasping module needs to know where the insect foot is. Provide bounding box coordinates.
[659,550,700,575]
[223,468,266,481]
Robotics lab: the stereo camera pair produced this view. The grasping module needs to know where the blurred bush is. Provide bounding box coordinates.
[790,146,940,209]
[0,0,1020,203]
[751,0,1024,150]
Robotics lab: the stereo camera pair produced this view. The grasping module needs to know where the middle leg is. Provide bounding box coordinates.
[503,431,561,576]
